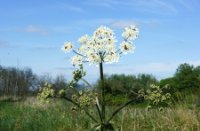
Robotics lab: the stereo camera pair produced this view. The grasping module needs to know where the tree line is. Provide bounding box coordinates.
[0,63,200,100]
[0,65,68,97]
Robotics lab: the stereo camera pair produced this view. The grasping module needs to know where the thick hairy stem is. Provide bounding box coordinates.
[99,62,105,124]
[96,103,103,123]
[107,97,142,123]
[61,96,98,123]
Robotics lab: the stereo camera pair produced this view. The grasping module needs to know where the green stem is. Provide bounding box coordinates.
[107,96,142,123]
[61,96,98,123]
[95,97,103,123]
[96,103,103,123]
[99,62,105,125]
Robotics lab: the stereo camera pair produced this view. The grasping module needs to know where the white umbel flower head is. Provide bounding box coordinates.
[62,25,139,66]
[71,55,83,66]
[86,51,101,64]
[122,25,139,40]
[61,42,73,53]
[104,51,119,64]
[78,35,89,44]
[120,41,135,54]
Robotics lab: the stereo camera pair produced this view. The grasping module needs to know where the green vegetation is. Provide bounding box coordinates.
[1,63,200,130]
[0,95,200,131]
[0,98,94,131]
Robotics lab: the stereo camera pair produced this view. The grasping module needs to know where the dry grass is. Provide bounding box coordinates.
[1,97,200,130]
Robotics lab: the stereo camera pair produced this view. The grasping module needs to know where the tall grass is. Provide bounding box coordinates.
[0,97,200,131]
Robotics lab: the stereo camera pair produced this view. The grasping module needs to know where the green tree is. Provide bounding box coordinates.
[174,63,200,90]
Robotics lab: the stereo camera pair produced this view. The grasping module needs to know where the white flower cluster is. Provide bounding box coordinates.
[71,55,83,66]
[61,42,73,53]
[62,25,139,66]
[122,25,139,41]
[120,25,138,54]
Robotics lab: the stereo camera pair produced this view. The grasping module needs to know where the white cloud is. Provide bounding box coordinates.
[30,46,57,50]
[111,20,137,28]
[66,5,85,13]
[75,18,160,29]
[176,0,200,12]
[84,0,178,13]
[111,19,160,28]
[24,25,49,35]
[83,0,198,14]
[49,3,85,13]
[59,4,85,13]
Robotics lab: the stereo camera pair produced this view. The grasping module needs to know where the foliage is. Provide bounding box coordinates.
[160,63,200,92]
[0,65,69,97]
[37,83,55,102]
[160,63,200,103]
[95,74,158,96]
[1,98,200,131]
[71,88,97,111]
[0,66,37,97]
[72,65,86,82]
[139,84,171,111]
[105,94,129,105]
[174,63,200,90]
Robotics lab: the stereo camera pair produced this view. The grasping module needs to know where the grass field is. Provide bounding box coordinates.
[0,96,200,131]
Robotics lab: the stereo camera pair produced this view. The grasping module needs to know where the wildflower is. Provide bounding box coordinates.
[71,55,83,66]
[61,42,73,52]
[62,25,138,65]
[120,41,135,54]
[78,35,89,44]
[58,89,66,97]
[104,51,119,63]
[86,51,101,64]
[122,25,139,40]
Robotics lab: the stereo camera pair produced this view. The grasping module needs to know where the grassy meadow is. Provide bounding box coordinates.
[1,94,200,131]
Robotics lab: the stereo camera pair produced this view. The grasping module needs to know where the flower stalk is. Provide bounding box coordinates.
[60,25,139,130]
[99,62,105,124]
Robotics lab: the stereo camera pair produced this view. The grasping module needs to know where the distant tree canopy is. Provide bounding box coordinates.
[1,63,200,98]
[0,66,37,96]
[160,63,200,91]
[0,65,68,97]
[95,74,158,96]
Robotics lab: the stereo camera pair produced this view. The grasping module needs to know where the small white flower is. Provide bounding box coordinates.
[105,44,116,52]
[78,35,89,44]
[104,51,119,64]
[94,26,113,38]
[61,42,73,53]
[86,51,101,64]
[71,55,83,66]
[120,41,135,54]
[122,25,139,40]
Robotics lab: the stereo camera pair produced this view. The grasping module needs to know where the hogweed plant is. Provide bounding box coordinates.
[37,83,55,103]
[64,25,139,130]
[39,25,140,130]
[138,84,171,111]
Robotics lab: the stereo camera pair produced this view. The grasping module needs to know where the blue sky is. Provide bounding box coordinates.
[0,0,200,82]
